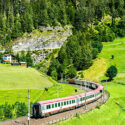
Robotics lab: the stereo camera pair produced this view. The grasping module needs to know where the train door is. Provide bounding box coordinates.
[34,105,40,117]
[76,98,80,106]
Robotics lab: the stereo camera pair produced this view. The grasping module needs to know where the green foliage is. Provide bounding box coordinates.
[26,50,33,67]
[92,48,98,59]
[78,72,84,79]
[58,37,125,125]
[94,24,116,42]
[0,53,3,63]
[0,0,124,47]
[48,31,93,80]
[47,58,60,75]
[58,32,93,70]
[51,69,58,80]
[20,51,26,62]
[15,102,27,117]
[105,65,118,80]
[4,47,14,55]
[67,66,77,78]
[0,102,27,121]
[15,53,20,62]
[91,41,103,53]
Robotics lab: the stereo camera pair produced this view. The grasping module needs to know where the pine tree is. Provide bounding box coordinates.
[26,50,33,67]
[20,51,26,62]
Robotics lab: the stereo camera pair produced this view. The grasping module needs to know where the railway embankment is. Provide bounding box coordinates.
[0,85,110,125]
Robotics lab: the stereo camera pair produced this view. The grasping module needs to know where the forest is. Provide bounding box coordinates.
[0,0,125,79]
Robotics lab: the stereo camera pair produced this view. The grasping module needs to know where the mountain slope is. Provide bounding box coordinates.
[58,38,125,125]
[12,26,72,52]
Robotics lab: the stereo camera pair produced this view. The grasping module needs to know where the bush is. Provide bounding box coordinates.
[0,102,28,121]
[105,65,118,80]
[91,41,103,53]
[67,66,77,78]
[51,69,58,80]
[95,24,116,42]
[92,48,98,59]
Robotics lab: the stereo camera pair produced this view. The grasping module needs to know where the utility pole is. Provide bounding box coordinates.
[103,82,105,102]
[106,80,107,94]
[81,81,83,90]
[85,80,87,110]
[101,81,103,101]
[28,89,30,125]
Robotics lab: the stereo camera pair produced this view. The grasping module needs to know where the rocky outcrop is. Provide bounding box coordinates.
[12,25,72,52]
[32,51,51,65]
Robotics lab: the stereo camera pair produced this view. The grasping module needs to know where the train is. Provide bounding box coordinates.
[32,79,104,118]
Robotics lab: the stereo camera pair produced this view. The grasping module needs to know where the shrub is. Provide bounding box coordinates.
[91,41,103,53]
[105,65,118,80]
[51,69,58,80]
[92,48,98,59]
[67,66,77,78]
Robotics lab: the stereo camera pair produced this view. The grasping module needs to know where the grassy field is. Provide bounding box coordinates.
[0,64,83,105]
[78,58,108,82]
[0,83,83,105]
[58,38,125,125]
[0,64,53,89]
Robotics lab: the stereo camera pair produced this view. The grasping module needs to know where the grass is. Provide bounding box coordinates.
[0,64,53,89]
[0,83,83,105]
[78,58,108,82]
[0,64,83,105]
[57,37,125,125]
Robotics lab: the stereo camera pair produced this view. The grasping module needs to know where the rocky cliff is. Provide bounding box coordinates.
[12,25,72,52]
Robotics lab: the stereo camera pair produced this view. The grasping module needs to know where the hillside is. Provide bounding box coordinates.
[11,25,72,52]
[0,64,83,106]
[58,38,125,125]
[0,64,53,89]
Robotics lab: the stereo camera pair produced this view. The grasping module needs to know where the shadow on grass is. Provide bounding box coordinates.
[101,79,112,82]
[117,82,125,86]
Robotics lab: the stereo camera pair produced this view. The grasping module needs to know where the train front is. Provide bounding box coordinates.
[32,102,42,118]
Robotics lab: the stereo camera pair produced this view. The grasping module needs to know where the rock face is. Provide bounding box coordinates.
[32,51,51,65]
[12,26,72,52]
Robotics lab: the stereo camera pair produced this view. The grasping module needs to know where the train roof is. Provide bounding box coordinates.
[37,81,103,105]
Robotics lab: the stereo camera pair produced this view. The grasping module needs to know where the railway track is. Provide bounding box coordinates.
[0,84,109,125]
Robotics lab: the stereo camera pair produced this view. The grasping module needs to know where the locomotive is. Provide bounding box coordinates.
[32,79,103,117]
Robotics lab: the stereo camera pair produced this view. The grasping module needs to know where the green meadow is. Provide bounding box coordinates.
[0,83,82,105]
[58,38,125,125]
[0,64,53,89]
[0,64,82,105]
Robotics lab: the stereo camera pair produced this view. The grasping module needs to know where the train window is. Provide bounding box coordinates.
[67,101,69,105]
[58,102,60,107]
[70,100,71,104]
[64,101,66,105]
[80,98,82,101]
[82,97,85,100]
[61,102,63,106]
[46,105,51,109]
[72,100,75,103]
[55,103,57,107]
[52,104,54,108]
